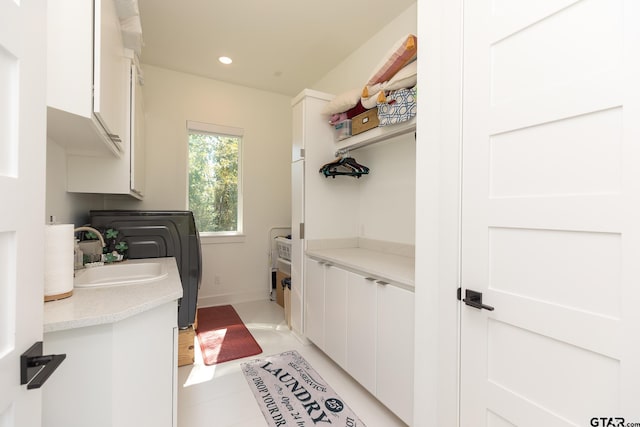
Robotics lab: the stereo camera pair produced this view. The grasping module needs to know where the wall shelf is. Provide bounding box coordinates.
[334,117,416,155]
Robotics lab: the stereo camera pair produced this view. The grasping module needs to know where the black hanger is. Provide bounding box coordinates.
[319,156,369,179]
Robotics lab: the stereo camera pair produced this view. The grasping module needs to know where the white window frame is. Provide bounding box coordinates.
[186,120,244,242]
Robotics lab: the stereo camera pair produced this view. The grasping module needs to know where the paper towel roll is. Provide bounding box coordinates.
[44,224,74,301]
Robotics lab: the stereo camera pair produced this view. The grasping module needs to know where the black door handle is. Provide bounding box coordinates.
[462,289,495,311]
[20,342,66,389]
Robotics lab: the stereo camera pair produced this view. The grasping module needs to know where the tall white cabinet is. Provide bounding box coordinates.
[291,90,416,424]
[290,90,334,336]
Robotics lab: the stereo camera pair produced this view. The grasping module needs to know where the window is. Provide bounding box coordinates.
[187,121,243,235]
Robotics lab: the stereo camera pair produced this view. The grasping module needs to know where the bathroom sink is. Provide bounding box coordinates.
[74,261,168,288]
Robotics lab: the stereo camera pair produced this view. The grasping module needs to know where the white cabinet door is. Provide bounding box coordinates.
[304,257,325,347]
[290,159,305,335]
[323,264,348,368]
[376,283,414,425]
[46,0,125,156]
[93,0,126,147]
[112,303,176,427]
[43,302,177,427]
[291,97,304,162]
[130,61,145,197]
[346,272,377,394]
[66,56,142,198]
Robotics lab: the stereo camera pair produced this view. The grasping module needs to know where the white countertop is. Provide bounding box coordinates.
[306,246,415,289]
[43,257,183,333]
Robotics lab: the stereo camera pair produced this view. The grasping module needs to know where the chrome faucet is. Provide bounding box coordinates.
[73,226,106,248]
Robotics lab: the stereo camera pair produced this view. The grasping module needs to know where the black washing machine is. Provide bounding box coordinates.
[89,210,202,328]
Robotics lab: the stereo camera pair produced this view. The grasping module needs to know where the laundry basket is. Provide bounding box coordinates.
[275,237,291,261]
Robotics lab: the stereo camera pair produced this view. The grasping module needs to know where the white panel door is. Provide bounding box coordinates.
[0,0,47,426]
[460,0,640,425]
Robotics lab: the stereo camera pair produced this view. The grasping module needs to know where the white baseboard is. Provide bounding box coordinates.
[197,290,270,308]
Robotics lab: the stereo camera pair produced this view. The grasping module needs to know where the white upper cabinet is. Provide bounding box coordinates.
[130,61,145,197]
[291,89,333,162]
[93,0,127,149]
[47,0,127,156]
[66,56,145,199]
[48,0,146,198]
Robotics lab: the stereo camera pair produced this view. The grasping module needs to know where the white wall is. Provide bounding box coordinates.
[107,65,293,306]
[311,2,417,245]
[46,139,106,225]
[312,3,417,94]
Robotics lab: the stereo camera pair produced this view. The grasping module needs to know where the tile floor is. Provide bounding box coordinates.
[177,299,408,427]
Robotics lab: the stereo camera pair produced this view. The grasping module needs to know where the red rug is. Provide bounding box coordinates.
[196,305,263,365]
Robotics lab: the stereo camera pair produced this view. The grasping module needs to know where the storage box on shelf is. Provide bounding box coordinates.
[333,119,352,141]
[351,108,380,136]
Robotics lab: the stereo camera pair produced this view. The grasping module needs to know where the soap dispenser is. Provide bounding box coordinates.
[74,239,84,269]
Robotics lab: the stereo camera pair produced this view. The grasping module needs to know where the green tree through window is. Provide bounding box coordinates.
[188,126,241,233]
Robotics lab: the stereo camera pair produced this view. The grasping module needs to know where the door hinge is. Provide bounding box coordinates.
[300,148,305,158]
[299,222,305,239]
[457,287,462,301]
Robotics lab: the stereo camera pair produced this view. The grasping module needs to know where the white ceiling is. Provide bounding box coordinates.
[137,0,416,96]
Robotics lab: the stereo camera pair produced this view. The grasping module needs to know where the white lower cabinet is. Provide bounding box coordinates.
[346,273,377,394]
[304,257,326,347]
[43,302,178,427]
[305,257,348,368]
[376,281,415,424]
[323,264,348,368]
[305,256,414,424]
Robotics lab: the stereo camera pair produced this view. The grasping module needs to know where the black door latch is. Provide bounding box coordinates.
[462,289,495,311]
[20,341,66,389]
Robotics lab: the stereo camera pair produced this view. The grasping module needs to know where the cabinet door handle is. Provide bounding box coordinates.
[376,280,390,286]
[364,277,376,281]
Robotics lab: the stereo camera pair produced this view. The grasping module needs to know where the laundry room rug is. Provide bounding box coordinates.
[241,350,366,427]
[196,305,262,365]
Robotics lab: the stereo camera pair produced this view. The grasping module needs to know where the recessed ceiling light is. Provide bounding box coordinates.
[218,56,233,65]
